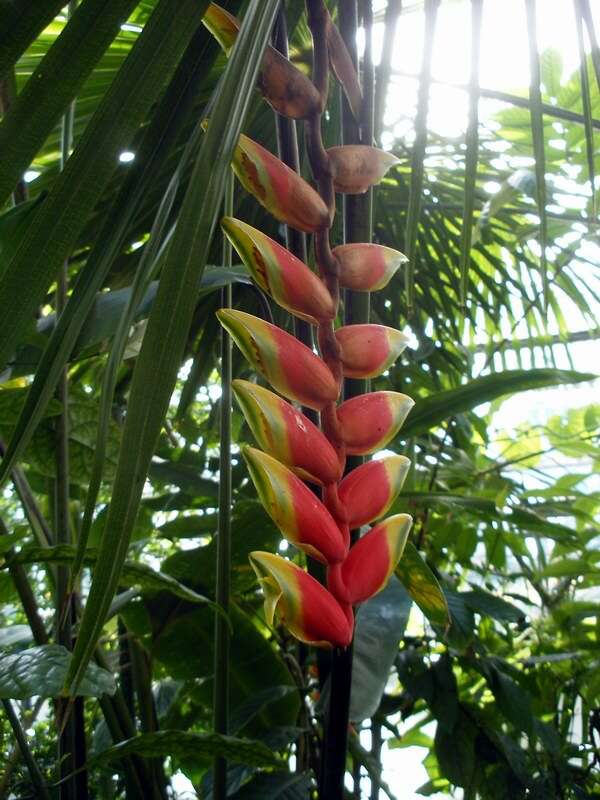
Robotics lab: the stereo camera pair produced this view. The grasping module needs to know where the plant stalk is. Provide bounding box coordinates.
[54,5,85,794]
[2,699,51,800]
[212,172,234,800]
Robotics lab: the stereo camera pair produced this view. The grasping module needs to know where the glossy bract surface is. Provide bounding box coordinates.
[217,309,339,411]
[222,217,334,324]
[243,447,347,564]
[250,551,353,648]
[233,380,342,485]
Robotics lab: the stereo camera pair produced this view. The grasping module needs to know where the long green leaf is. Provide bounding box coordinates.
[8,544,214,606]
[0,6,217,488]
[459,0,482,308]
[0,0,138,207]
[525,0,548,311]
[579,0,600,91]
[88,730,283,769]
[395,542,449,628]
[65,0,280,695]
[404,0,439,315]
[0,1,65,79]
[400,368,595,437]
[574,0,597,219]
[0,0,207,375]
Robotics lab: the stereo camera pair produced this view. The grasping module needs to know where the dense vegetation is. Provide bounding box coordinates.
[0,1,598,798]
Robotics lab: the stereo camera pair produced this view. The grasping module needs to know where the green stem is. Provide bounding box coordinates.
[2,700,51,800]
[54,7,83,795]
[0,516,48,644]
[212,172,234,800]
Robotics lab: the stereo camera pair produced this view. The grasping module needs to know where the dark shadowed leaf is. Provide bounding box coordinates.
[0,645,115,698]
[90,730,283,769]
[350,578,412,722]
[395,542,450,628]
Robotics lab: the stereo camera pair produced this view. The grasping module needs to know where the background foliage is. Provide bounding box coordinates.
[0,1,598,798]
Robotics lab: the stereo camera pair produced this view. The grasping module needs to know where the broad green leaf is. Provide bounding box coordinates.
[0,625,32,648]
[462,587,525,623]
[443,589,475,648]
[161,500,281,596]
[540,559,600,578]
[0,388,60,427]
[395,542,450,628]
[0,0,138,207]
[6,544,213,606]
[350,578,412,722]
[229,686,297,735]
[479,659,534,735]
[230,772,313,799]
[401,368,596,437]
[0,645,115,698]
[150,603,298,733]
[434,709,477,789]
[89,730,282,769]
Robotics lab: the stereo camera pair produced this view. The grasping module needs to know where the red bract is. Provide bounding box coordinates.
[232,380,342,485]
[217,309,339,411]
[338,455,410,529]
[214,5,413,650]
[335,324,409,378]
[337,391,414,455]
[341,515,412,605]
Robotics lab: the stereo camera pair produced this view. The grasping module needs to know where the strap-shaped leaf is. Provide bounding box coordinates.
[0,0,209,375]
[0,0,138,207]
[0,12,222,488]
[64,0,280,695]
[0,0,65,79]
[405,0,439,316]
[400,367,595,438]
[459,0,482,308]
[574,0,597,219]
[525,0,549,311]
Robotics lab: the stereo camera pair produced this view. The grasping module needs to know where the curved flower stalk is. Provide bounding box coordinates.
[207,1,413,651]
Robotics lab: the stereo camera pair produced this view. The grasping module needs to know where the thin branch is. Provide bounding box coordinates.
[2,700,51,800]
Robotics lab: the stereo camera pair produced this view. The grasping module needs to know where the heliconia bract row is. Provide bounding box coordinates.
[205,3,414,649]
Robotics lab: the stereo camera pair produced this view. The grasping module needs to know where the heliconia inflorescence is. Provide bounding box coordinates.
[206,2,413,649]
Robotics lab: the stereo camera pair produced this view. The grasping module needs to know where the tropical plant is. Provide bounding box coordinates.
[0,1,598,799]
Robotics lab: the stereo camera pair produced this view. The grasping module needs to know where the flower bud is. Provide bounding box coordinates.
[333,243,408,292]
[326,17,362,120]
[327,145,399,194]
[243,447,346,564]
[221,217,335,324]
[335,324,409,379]
[341,514,412,605]
[233,134,329,232]
[233,380,342,485]
[337,391,414,455]
[217,309,338,410]
[203,4,321,119]
[250,551,353,647]
[338,455,410,529]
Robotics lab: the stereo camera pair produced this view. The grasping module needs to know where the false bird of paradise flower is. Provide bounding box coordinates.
[204,2,413,651]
